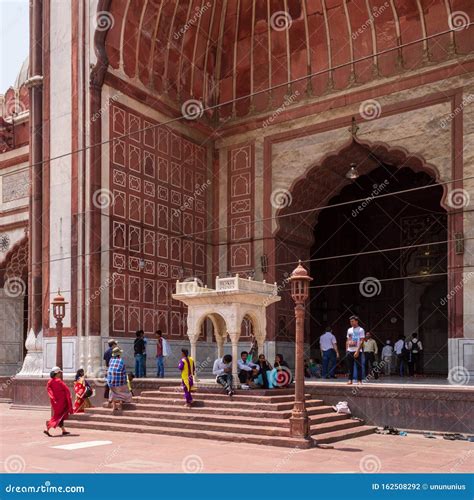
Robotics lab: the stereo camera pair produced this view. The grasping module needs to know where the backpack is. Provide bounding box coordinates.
[411,339,420,354]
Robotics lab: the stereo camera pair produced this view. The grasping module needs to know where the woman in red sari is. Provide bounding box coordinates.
[44,366,73,437]
[73,368,92,413]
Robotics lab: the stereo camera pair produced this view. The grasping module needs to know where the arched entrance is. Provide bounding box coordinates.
[0,237,28,376]
[310,166,447,374]
[275,140,451,375]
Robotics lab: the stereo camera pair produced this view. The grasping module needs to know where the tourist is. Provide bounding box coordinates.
[103,339,117,400]
[156,330,165,378]
[254,354,273,389]
[134,330,146,378]
[410,333,423,376]
[346,315,365,385]
[308,358,322,378]
[143,333,148,377]
[394,335,407,377]
[44,366,73,437]
[213,354,234,396]
[319,326,339,379]
[381,340,394,376]
[107,347,133,410]
[238,351,259,389]
[178,349,196,407]
[73,368,93,413]
[304,359,311,378]
[363,331,379,380]
[270,354,292,388]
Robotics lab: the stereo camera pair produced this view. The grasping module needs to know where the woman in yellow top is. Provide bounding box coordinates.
[178,348,196,407]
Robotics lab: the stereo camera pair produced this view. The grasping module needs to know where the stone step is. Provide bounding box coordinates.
[140,390,311,404]
[129,402,337,419]
[134,396,325,411]
[69,413,290,437]
[156,387,296,397]
[78,406,347,428]
[66,419,314,448]
[311,418,365,435]
[314,425,376,445]
[79,407,291,428]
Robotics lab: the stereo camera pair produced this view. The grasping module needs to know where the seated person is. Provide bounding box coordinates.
[254,354,273,389]
[304,358,311,378]
[237,351,259,389]
[213,354,234,397]
[308,358,322,378]
[269,354,293,388]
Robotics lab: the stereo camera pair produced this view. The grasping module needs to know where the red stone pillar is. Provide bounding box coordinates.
[28,0,44,335]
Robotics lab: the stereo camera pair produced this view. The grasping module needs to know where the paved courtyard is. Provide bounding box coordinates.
[0,405,472,474]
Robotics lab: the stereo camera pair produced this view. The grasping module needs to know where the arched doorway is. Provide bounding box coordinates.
[274,140,450,375]
[310,166,447,374]
[0,237,28,376]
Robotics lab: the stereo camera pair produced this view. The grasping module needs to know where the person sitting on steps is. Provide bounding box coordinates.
[213,354,234,396]
[237,351,259,389]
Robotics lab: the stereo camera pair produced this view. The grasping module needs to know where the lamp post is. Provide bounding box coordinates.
[51,291,68,376]
[289,260,312,438]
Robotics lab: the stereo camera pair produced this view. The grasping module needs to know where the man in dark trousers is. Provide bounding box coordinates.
[103,339,117,399]
[134,330,146,378]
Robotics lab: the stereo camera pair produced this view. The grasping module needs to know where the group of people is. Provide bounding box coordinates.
[43,366,95,436]
[318,315,424,384]
[178,349,293,406]
[133,329,171,378]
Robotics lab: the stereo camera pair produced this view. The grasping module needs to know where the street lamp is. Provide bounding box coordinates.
[51,290,68,376]
[289,260,312,439]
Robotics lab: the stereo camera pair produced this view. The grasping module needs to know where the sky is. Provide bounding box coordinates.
[0,0,29,92]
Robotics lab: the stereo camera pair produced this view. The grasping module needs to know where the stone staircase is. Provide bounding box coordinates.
[68,386,375,448]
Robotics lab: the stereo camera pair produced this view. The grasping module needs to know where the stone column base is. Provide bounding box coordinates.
[16,329,44,378]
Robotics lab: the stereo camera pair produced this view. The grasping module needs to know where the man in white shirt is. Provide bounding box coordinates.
[213,354,234,396]
[410,333,423,376]
[237,351,259,389]
[346,316,365,385]
[381,340,394,376]
[319,327,339,379]
[394,335,407,377]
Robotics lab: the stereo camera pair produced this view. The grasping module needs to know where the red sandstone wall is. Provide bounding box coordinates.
[108,101,207,339]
